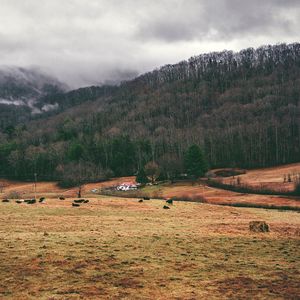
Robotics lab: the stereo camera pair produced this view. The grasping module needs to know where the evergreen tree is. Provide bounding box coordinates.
[67,142,84,161]
[184,145,208,178]
[136,168,149,184]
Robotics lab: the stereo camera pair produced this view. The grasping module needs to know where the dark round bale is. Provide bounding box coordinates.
[163,205,170,209]
[143,197,150,200]
[2,199,9,203]
[16,200,23,204]
[166,199,173,204]
[74,199,85,203]
[249,221,270,233]
[39,197,45,202]
[72,203,80,207]
[138,199,144,203]
[83,200,89,203]
[59,196,65,200]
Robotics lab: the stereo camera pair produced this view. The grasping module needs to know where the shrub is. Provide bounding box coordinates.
[249,221,270,232]
[293,177,300,196]
[136,168,149,184]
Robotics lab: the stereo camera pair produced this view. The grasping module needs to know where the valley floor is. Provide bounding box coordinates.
[0,197,299,299]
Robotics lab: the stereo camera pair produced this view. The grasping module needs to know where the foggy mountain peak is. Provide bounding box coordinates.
[0,66,68,114]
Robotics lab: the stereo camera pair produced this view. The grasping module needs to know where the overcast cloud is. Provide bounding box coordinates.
[0,0,299,88]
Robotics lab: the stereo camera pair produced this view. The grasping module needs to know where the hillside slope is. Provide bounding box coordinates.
[0,43,299,180]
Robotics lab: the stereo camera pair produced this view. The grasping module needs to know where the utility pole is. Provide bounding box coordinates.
[34,173,37,200]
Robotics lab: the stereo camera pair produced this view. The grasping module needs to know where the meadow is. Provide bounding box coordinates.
[0,196,299,299]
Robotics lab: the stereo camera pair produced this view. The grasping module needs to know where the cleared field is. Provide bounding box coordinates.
[221,163,300,192]
[2,177,299,209]
[138,163,300,208]
[0,197,299,299]
[0,177,135,199]
[139,182,300,209]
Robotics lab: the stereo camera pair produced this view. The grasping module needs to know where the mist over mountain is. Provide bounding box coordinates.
[0,43,299,181]
[0,66,68,111]
[0,66,70,127]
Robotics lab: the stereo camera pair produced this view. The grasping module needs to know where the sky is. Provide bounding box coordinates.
[0,0,299,88]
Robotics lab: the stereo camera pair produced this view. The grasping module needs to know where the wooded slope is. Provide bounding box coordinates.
[0,43,299,180]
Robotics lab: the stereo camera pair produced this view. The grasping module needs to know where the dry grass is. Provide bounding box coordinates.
[0,196,299,299]
[140,181,300,209]
[2,163,300,209]
[0,177,135,199]
[221,163,300,192]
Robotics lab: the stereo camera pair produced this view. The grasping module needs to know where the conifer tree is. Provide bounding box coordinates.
[184,145,208,178]
[136,168,149,184]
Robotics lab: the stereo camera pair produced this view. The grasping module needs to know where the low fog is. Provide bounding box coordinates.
[0,0,299,88]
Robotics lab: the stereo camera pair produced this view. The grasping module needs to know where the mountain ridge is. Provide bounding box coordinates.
[0,42,299,181]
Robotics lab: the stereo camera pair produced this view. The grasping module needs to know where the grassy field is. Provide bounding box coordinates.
[221,163,300,192]
[1,163,300,209]
[139,181,300,208]
[0,196,299,299]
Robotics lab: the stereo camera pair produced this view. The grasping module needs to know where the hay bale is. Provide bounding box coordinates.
[249,221,270,233]
[166,199,173,205]
[163,205,170,209]
[2,199,9,203]
[72,203,80,207]
[138,199,143,203]
[74,199,85,203]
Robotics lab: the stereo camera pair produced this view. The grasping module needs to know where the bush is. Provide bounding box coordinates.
[294,182,300,196]
[136,168,149,184]
[249,221,270,232]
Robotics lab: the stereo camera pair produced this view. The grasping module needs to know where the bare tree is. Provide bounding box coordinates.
[145,161,160,184]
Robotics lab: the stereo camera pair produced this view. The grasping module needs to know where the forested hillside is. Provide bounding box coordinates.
[0,43,299,182]
[0,66,117,129]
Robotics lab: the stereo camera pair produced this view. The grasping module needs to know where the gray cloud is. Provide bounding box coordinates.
[0,0,299,88]
[137,0,300,42]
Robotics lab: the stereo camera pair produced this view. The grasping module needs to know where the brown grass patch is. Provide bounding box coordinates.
[0,169,300,299]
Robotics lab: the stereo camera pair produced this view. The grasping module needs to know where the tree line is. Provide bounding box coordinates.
[0,43,299,184]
